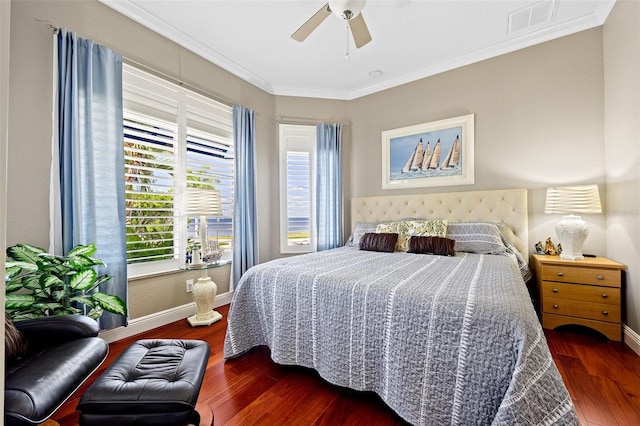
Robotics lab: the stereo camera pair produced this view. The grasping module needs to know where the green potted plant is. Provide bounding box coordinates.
[4,243,127,321]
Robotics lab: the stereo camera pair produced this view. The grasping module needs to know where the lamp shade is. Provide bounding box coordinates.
[185,188,222,216]
[544,184,602,214]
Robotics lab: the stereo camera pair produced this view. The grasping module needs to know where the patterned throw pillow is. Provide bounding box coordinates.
[5,315,28,361]
[407,219,448,238]
[376,221,412,251]
[376,219,447,252]
[446,222,506,254]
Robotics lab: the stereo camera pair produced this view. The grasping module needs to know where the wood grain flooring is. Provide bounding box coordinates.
[52,305,640,425]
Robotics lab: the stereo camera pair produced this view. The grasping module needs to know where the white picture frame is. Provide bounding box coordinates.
[382,114,475,190]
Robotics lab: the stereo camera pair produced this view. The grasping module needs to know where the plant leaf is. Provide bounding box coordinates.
[92,292,127,316]
[5,276,25,292]
[6,244,46,263]
[37,253,65,263]
[86,305,103,320]
[69,269,97,290]
[33,288,52,299]
[68,254,104,269]
[9,312,45,321]
[5,261,38,273]
[40,262,72,275]
[22,275,43,291]
[51,289,68,302]
[5,265,22,281]
[40,274,65,289]
[94,274,113,285]
[68,243,97,258]
[5,293,36,308]
[33,302,64,311]
[70,295,94,307]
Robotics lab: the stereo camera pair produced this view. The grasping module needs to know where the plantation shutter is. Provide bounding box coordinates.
[286,151,311,245]
[123,65,234,272]
[124,111,178,264]
[279,124,316,253]
[185,94,234,250]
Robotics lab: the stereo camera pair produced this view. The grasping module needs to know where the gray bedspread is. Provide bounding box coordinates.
[224,247,578,425]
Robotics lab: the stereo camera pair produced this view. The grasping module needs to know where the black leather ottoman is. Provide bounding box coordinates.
[77,339,210,426]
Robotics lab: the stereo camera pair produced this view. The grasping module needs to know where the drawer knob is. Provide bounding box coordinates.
[552,288,559,293]
[557,272,564,277]
[553,304,559,309]
[602,310,609,316]
[602,293,608,299]
[597,275,604,280]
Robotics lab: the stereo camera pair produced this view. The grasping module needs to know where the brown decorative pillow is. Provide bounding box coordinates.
[359,232,398,253]
[407,236,456,256]
[5,315,29,361]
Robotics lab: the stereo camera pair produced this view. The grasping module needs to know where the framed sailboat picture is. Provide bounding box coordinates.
[381,114,475,190]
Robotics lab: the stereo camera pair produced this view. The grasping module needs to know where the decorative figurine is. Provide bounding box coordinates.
[535,241,545,255]
[544,237,558,256]
[557,243,562,255]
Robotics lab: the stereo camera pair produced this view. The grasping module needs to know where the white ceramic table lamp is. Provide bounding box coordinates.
[185,188,223,326]
[544,184,602,260]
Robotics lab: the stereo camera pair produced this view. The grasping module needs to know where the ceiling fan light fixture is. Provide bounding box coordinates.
[329,0,366,20]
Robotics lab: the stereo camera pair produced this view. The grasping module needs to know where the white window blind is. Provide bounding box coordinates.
[123,65,233,275]
[279,124,316,253]
[124,111,178,264]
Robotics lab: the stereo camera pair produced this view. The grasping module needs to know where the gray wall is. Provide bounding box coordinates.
[346,29,607,257]
[604,0,640,333]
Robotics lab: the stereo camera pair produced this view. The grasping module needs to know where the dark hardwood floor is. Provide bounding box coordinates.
[53,305,640,425]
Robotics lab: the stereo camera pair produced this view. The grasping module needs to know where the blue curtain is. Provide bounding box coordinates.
[232,104,257,289]
[56,29,127,329]
[316,123,343,251]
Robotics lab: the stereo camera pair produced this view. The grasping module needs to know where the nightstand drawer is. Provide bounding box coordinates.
[543,297,620,323]
[541,281,620,305]
[578,268,620,287]
[541,265,580,283]
[542,265,620,287]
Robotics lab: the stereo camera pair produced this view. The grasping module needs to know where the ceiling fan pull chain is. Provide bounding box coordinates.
[345,22,351,59]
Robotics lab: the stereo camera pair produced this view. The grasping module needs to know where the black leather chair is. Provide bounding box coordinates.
[5,315,109,426]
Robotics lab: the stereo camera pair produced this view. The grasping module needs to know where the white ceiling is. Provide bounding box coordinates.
[101,0,615,100]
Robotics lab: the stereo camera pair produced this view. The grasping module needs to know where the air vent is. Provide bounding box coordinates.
[508,0,557,35]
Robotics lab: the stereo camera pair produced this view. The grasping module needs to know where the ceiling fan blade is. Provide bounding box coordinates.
[348,13,372,48]
[291,3,332,42]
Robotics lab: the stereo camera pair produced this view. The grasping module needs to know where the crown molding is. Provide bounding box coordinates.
[99,0,274,95]
[100,0,614,101]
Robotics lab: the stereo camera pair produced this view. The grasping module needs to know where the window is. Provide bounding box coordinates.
[279,124,316,253]
[123,65,234,276]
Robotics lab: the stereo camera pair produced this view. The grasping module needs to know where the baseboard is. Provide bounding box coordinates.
[99,291,233,343]
[623,324,640,356]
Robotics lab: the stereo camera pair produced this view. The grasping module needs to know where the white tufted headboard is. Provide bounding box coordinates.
[351,188,529,256]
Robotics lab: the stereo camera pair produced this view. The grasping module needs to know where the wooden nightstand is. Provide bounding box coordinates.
[531,254,625,341]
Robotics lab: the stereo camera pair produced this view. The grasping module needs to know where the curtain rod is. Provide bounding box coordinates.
[36,17,236,110]
[35,18,59,33]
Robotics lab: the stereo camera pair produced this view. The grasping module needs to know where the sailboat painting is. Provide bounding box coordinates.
[382,114,475,189]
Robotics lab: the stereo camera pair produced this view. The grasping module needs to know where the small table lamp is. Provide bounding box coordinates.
[545,184,602,260]
[185,188,223,326]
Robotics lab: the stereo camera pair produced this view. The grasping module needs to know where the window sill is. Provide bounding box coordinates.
[128,261,232,282]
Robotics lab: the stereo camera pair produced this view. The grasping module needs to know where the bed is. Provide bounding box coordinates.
[223,188,578,425]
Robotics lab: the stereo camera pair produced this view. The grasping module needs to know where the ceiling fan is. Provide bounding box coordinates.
[291,0,372,49]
